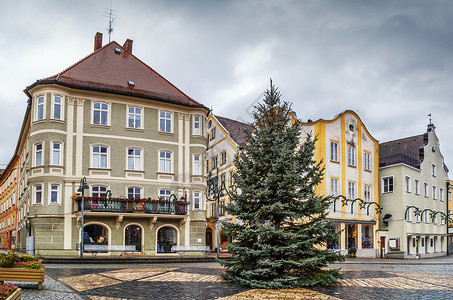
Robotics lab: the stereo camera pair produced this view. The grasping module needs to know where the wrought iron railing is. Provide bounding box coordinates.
[75,197,188,215]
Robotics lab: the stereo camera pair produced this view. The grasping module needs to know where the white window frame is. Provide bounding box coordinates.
[159,151,172,173]
[348,146,356,167]
[92,101,110,126]
[33,184,43,205]
[424,210,430,224]
[448,191,452,202]
[364,184,371,202]
[330,141,339,162]
[127,148,142,171]
[91,185,108,197]
[433,211,437,225]
[406,206,412,222]
[159,189,172,200]
[35,95,45,121]
[127,106,143,129]
[424,183,429,197]
[440,213,446,225]
[159,111,172,133]
[49,184,60,204]
[51,141,63,166]
[364,151,371,171]
[34,142,44,167]
[330,178,339,197]
[415,179,420,195]
[127,186,142,199]
[440,188,444,202]
[415,206,421,223]
[433,186,437,200]
[405,176,411,193]
[348,181,355,200]
[432,164,436,177]
[91,145,109,169]
[193,115,201,135]
[212,156,218,169]
[381,176,394,194]
[193,154,201,176]
[221,151,227,165]
[51,94,64,120]
[193,191,201,210]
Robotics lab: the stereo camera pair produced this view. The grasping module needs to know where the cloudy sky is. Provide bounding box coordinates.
[0,0,452,171]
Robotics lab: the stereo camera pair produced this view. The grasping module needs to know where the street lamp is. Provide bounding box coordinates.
[208,168,224,257]
[78,177,89,258]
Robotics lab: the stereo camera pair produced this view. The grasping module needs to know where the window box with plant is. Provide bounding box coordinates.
[0,251,45,290]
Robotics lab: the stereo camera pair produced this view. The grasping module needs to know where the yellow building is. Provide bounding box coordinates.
[301,110,380,257]
[205,114,251,251]
[0,156,19,250]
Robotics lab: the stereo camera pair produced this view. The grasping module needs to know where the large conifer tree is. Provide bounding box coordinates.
[219,82,344,288]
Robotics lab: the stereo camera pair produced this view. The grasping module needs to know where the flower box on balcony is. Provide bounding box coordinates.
[5,287,21,300]
[0,268,45,290]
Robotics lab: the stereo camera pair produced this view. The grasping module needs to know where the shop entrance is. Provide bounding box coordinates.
[157,227,177,253]
[125,225,142,252]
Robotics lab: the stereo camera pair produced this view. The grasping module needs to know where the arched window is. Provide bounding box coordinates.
[157,226,177,253]
[84,224,108,246]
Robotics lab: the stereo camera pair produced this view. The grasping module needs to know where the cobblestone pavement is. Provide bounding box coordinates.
[8,261,453,299]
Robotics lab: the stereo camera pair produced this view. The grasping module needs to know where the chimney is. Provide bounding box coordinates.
[123,39,133,53]
[94,32,103,51]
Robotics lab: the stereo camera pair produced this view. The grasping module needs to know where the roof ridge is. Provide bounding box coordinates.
[380,134,424,145]
[215,115,251,127]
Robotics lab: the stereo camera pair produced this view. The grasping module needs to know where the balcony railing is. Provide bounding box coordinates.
[75,197,188,215]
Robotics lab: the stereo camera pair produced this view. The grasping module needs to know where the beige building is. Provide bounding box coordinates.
[379,123,449,258]
[14,33,209,256]
[301,110,380,258]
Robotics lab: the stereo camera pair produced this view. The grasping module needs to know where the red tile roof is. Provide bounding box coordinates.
[215,115,252,147]
[25,41,208,110]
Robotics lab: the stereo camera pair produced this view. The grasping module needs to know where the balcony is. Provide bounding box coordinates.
[75,197,188,216]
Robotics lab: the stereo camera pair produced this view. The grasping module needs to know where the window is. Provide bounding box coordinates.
[382,176,393,193]
[193,155,201,175]
[159,111,172,133]
[206,160,209,173]
[128,106,142,129]
[424,183,429,197]
[432,164,436,177]
[405,176,410,193]
[415,207,421,223]
[220,173,226,190]
[52,95,63,120]
[127,148,142,171]
[330,141,339,162]
[229,171,234,187]
[159,189,172,200]
[440,213,446,225]
[193,192,201,210]
[159,151,172,173]
[92,145,108,168]
[440,188,444,202]
[330,178,339,197]
[35,143,43,166]
[364,152,371,171]
[406,206,412,222]
[51,142,62,165]
[212,156,218,169]
[34,185,42,204]
[424,210,430,224]
[364,185,371,202]
[50,184,59,204]
[415,179,420,195]
[449,209,452,223]
[127,187,142,199]
[433,211,437,224]
[449,191,452,202]
[210,128,216,141]
[93,102,109,125]
[36,96,45,121]
[221,151,227,165]
[193,116,201,135]
[348,146,355,166]
[433,186,437,200]
[348,181,355,200]
[92,186,108,197]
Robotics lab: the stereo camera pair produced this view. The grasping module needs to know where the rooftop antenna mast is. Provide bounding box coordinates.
[103,0,118,42]
[428,113,432,125]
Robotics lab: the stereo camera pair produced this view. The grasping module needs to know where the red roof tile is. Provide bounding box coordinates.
[25,41,207,110]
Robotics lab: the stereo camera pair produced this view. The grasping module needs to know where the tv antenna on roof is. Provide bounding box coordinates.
[103,0,118,42]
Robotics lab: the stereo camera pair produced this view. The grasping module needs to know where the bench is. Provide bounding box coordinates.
[171,245,211,257]
[82,244,137,257]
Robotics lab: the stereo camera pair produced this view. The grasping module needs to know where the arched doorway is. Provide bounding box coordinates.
[206,227,213,250]
[84,224,108,252]
[157,226,177,253]
[125,225,142,252]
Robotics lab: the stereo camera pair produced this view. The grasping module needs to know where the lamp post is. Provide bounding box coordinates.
[78,177,89,258]
[208,168,224,257]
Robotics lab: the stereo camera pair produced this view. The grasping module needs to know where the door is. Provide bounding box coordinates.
[206,228,213,250]
[125,225,142,252]
[380,236,386,258]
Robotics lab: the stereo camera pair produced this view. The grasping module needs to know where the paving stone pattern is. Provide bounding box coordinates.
[8,262,453,300]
